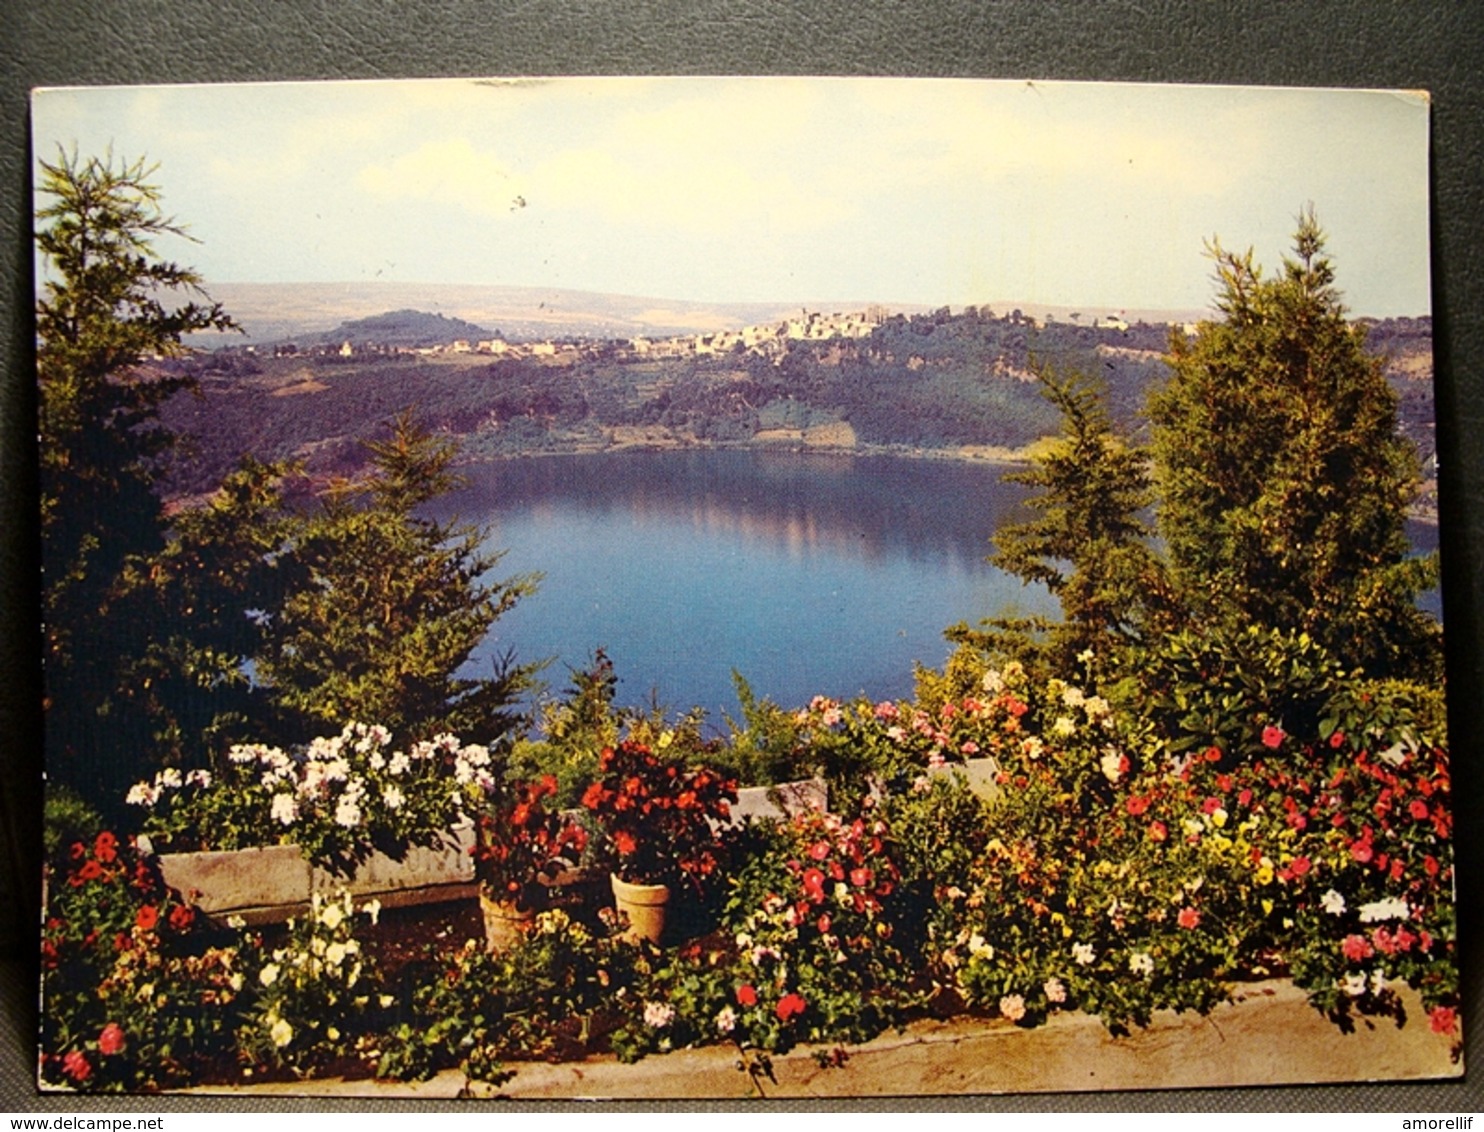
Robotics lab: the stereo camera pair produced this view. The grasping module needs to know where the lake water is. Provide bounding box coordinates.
[433,449,1443,729]
[432,449,1058,726]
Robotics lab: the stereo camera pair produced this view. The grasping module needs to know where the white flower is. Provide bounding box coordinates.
[381,785,405,810]
[319,902,345,931]
[334,796,363,829]
[325,942,348,967]
[368,752,386,771]
[271,794,298,826]
[1061,686,1085,709]
[968,932,994,960]
[1043,977,1067,1004]
[1129,952,1155,977]
[226,915,247,930]
[1084,696,1112,722]
[981,669,1005,694]
[363,899,382,926]
[1358,897,1409,923]
[999,994,1027,1022]
[379,994,395,1008]
[156,767,183,790]
[186,769,213,789]
[229,973,244,993]
[228,745,258,764]
[125,782,159,807]
[259,963,281,988]
[386,751,411,776]
[1370,969,1387,995]
[1052,716,1077,738]
[1099,750,1125,783]
[1320,889,1347,916]
[1072,943,1096,966]
[269,1017,293,1048]
[715,1006,737,1035]
[643,1001,675,1029]
[1342,972,1368,997]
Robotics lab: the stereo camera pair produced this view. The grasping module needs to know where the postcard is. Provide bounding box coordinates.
[31,76,1455,1097]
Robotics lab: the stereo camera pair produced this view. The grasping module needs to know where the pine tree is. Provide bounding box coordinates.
[1148,210,1439,678]
[35,151,237,803]
[255,412,539,745]
[980,360,1167,671]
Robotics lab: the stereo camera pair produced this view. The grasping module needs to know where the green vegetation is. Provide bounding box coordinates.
[1151,213,1439,680]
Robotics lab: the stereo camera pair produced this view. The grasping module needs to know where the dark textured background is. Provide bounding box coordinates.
[1,0,1481,1112]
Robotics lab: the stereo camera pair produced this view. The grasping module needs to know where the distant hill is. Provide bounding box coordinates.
[185,282,889,346]
[293,309,494,349]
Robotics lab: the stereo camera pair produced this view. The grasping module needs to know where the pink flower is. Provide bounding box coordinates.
[1177,907,1201,930]
[874,701,899,721]
[1341,934,1375,962]
[1430,1006,1458,1036]
[998,994,1027,1022]
[98,1023,126,1056]
[1261,725,1285,749]
[62,1050,91,1082]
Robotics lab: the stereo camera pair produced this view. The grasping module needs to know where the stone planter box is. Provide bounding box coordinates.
[927,757,1002,803]
[156,824,476,925]
[730,778,829,824]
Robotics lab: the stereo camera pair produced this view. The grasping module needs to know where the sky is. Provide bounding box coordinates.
[31,77,1432,317]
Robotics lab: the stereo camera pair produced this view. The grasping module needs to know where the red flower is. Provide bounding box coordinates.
[1261,725,1285,749]
[776,992,807,1022]
[612,830,637,856]
[69,841,86,861]
[850,867,873,888]
[1350,839,1374,865]
[580,782,608,810]
[77,859,104,883]
[1200,797,1222,816]
[1125,795,1150,817]
[1289,856,1312,878]
[93,831,118,864]
[808,840,831,861]
[62,1050,91,1082]
[1148,821,1168,843]
[135,905,159,932]
[1329,730,1346,749]
[168,904,194,931]
[98,1023,126,1056]
[802,867,827,903]
[1177,907,1201,930]
[1430,1006,1458,1036]
[736,984,758,1007]
[1409,799,1430,821]
[1341,934,1374,962]
[1204,747,1222,763]
[817,914,832,934]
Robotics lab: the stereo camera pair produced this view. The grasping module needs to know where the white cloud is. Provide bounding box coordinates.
[357,138,522,218]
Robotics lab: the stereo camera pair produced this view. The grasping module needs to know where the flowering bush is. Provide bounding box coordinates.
[611,803,923,1066]
[40,832,243,1091]
[375,909,634,1083]
[241,889,389,1074]
[472,773,588,911]
[581,739,738,891]
[128,722,494,870]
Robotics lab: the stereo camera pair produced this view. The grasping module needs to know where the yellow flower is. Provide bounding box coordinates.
[270,1017,293,1048]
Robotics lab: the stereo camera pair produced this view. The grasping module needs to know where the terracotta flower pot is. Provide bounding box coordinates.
[479,889,536,953]
[610,873,670,944]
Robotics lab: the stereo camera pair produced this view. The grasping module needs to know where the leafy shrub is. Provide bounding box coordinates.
[40,833,242,1091]
[240,890,389,1075]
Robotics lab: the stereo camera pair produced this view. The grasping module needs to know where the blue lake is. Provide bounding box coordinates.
[432,449,1443,729]
[432,450,1058,726]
